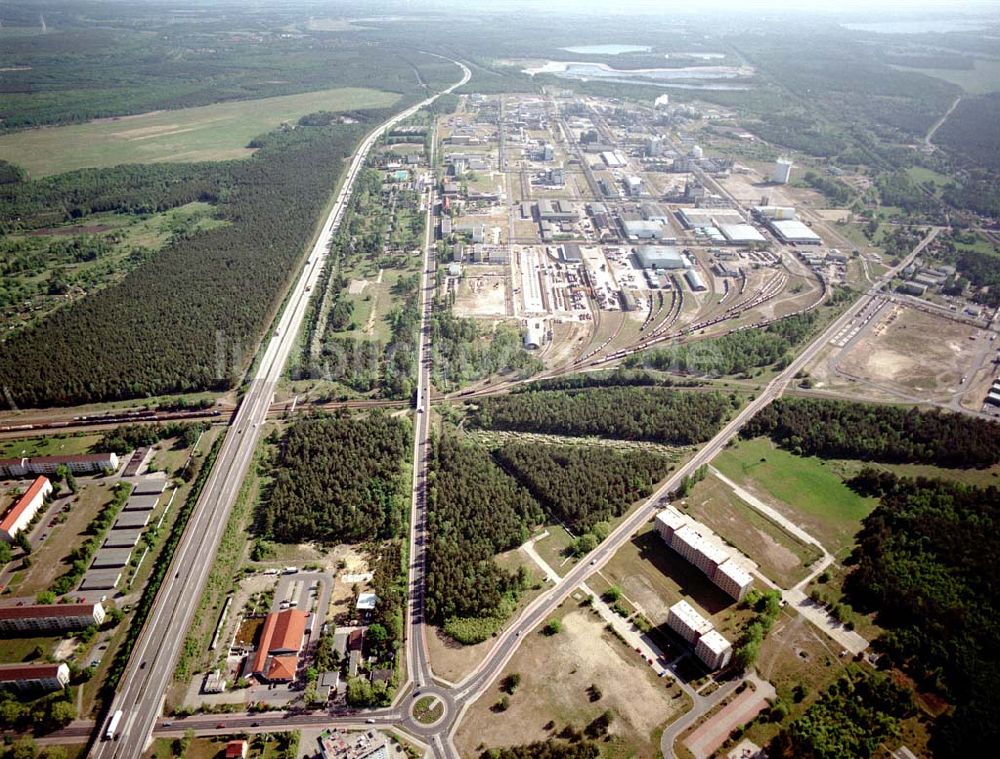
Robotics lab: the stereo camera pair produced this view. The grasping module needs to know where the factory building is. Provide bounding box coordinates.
[771,158,793,184]
[624,175,644,197]
[0,453,118,479]
[622,219,669,240]
[636,246,692,270]
[0,663,70,694]
[695,629,734,670]
[601,150,627,168]
[684,269,708,292]
[0,476,52,542]
[768,219,821,245]
[537,199,579,222]
[0,601,105,634]
[640,203,671,225]
[719,224,767,245]
[666,600,713,644]
[677,208,745,229]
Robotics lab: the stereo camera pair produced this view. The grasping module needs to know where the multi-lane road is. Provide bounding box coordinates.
[92,57,470,759]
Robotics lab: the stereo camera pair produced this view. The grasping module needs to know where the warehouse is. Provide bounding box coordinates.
[719,223,767,245]
[621,219,668,240]
[0,601,105,634]
[768,219,822,245]
[561,243,583,263]
[0,476,52,542]
[636,246,692,270]
[684,269,708,292]
[752,206,796,220]
[537,199,579,221]
[677,208,745,229]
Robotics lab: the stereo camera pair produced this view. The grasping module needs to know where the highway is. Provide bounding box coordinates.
[91,57,470,759]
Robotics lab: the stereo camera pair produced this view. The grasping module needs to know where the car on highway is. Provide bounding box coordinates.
[215,723,226,729]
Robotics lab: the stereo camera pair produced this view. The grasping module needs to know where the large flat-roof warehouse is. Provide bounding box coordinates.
[768,219,821,244]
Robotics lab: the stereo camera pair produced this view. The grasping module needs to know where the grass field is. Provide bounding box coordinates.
[713,438,878,554]
[0,432,103,458]
[454,603,691,757]
[0,87,399,176]
[685,476,824,588]
[894,58,1000,95]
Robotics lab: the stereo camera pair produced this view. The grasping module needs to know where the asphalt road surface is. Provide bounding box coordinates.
[91,57,470,759]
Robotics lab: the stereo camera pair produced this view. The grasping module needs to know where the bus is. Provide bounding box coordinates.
[104,709,123,741]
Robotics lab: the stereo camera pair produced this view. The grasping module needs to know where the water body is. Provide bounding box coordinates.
[842,19,991,34]
[523,60,753,88]
[560,44,651,55]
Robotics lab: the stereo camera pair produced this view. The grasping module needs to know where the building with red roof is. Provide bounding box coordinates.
[0,476,52,542]
[0,663,70,693]
[251,609,308,682]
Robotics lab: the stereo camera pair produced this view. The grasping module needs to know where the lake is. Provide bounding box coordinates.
[842,19,992,34]
[560,44,651,55]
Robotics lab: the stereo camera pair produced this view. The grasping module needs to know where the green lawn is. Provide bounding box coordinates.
[713,438,878,554]
[0,87,399,176]
[0,433,103,458]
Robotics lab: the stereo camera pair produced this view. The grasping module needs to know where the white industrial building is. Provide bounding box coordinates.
[753,206,796,220]
[719,224,767,245]
[601,150,627,168]
[666,600,714,644]
[636,246,692,270]
[624,175,644,197]
[695,629,734,670]
[771,158,793,184]
[622,219,669,240]
[769,219,821,245]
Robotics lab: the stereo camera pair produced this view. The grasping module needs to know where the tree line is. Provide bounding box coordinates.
[742,397,1000,467]
[627,313,817,377]
[469,387,737,445]
[257,414,410,544]
[844,470,1000,756]
[493,443,671,532]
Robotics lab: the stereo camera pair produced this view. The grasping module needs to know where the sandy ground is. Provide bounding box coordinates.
[454,608,687,757]
[454,271,508,318]
[426,627,498,684]
[837,306,983,402]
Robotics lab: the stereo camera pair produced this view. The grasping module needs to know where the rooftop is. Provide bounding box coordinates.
[0,476,50,533]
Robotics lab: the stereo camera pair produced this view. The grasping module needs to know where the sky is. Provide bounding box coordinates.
[422,0,1000,14]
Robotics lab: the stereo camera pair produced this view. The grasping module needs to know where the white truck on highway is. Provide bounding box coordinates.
[104,709,123,740]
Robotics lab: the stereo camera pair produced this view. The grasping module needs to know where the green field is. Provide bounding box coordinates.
[0,87,399,176]
[895,58,1000,95]
[0,433,104,458]
[713,438,878,553]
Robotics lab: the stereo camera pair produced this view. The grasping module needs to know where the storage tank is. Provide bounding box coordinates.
[771,158,793,184]
[523,327,544,350]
